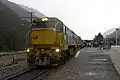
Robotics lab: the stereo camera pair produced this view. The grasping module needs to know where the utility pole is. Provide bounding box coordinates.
[24,11,37,48]
[28,12,35,23]
[116,28,119,46]
[23,11,38,29]
[26,12,36,28]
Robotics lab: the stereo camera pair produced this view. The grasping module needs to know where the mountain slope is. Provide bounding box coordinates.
[0,1,29,51]
[103,28,116,38]
[20,5,46,18]
[1,0,46,18]
[1,0,29,18]
[103,28,120,39]
[0,0,47,51]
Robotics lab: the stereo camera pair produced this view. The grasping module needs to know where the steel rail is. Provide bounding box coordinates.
[28,69,50,80]
[3,67,35,80]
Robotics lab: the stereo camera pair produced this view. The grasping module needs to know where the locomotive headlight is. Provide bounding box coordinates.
[26,49,30,52]
[56,49,60,52]
[41,49,44,51]
[42,18,48,21]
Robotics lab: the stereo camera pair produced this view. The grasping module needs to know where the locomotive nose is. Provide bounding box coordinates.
[30,29,56,45]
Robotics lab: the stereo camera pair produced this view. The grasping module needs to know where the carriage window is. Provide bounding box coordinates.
[56,23,63,32]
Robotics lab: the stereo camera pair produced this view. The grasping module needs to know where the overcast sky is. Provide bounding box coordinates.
[9,0,120,40]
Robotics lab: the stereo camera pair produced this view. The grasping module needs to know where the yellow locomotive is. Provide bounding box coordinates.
[26,17,83,66]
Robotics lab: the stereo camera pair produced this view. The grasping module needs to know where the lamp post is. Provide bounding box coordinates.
[116,28,119,46]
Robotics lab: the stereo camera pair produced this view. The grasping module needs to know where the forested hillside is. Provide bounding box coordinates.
[0,0,46,52]
[0,1,29,51]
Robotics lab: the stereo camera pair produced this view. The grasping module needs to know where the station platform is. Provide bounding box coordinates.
[40,48,120,80]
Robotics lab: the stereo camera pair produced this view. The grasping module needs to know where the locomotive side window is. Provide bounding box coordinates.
[64,26,67,34]
[56,23,63,32]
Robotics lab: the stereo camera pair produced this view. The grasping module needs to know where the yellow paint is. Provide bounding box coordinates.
[30,29,55,45]
[27,28,68,62]
[56,32,60,45]
[30,28,65,50]
[36,48,40,57]
[54,32,64,50]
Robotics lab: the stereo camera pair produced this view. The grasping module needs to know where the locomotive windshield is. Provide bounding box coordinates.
[31,21,55,28]
[31,18,63,32]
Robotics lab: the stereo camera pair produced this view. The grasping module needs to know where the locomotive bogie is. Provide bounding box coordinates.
[27,48,66,66]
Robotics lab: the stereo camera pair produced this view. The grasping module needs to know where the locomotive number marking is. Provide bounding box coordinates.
[33,35,38,39]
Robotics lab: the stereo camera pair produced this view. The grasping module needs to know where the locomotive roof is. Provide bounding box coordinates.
[33,17,81,38]
[34,17,62,22]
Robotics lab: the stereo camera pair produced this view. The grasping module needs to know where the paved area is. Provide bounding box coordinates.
[39,48,120,80]
[110,46,120,74]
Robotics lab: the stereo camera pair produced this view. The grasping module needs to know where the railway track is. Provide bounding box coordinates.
[3,67,50,80]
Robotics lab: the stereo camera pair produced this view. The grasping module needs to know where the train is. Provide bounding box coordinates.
[26,17,84,66]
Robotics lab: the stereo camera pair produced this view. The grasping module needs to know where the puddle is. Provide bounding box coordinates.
[91,62,106,64]
[85,72,105,78]
[85,72,96,76]
[92,62,102,63]
[93,59,107,61]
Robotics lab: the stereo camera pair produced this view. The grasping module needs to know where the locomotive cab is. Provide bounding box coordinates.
[26,17,65,66]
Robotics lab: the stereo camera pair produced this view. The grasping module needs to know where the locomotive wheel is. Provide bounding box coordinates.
[70,48,72,56]
[61,52,65,61]
[48,56,52,64]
